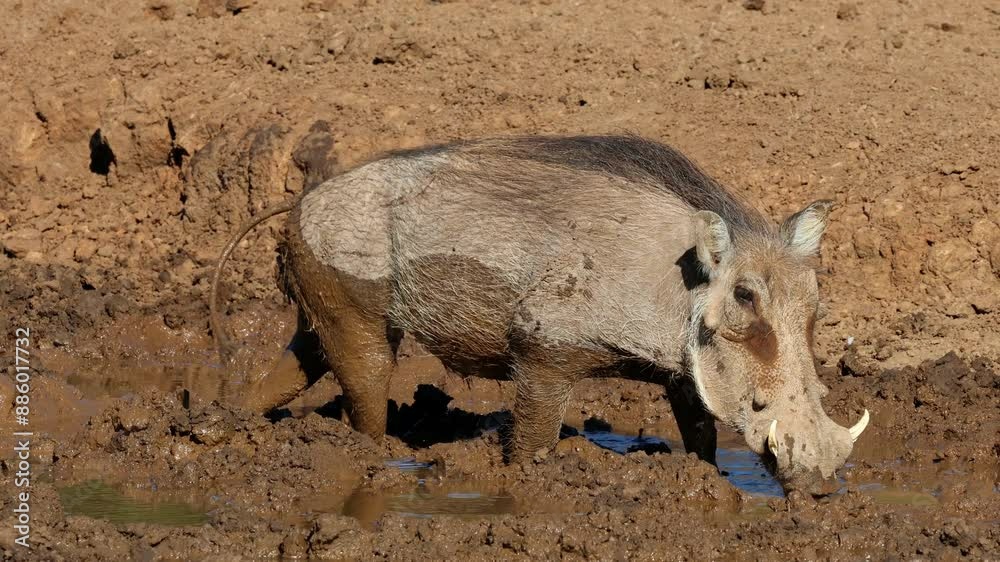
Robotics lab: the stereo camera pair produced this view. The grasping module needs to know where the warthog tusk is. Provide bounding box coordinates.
[849,409,870,442]
[767,419,778,457]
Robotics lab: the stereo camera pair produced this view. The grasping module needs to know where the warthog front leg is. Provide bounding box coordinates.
[665,375,717,466]
[509,357,577,462]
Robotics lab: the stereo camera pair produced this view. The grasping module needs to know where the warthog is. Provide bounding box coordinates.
[210,135,869,493]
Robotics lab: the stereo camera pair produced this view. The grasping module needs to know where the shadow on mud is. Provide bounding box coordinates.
[270,383,511,448]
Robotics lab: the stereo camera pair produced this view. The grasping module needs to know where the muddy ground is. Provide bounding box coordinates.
[1,0,999,560]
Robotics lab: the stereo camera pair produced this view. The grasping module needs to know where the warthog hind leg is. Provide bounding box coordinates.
[241,312,329,414]
[318,306,398,437]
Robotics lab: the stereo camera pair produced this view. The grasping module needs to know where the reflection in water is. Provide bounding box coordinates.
[384,457,435,474]
[65,362,227,402]
[342,458,517,526]
[59,480,209,526]
[342,485,517,527]
[715,447,785,497]
[50,315,948,527]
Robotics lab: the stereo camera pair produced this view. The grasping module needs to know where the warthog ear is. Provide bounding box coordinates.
[781,200,834,257]
[693,210,732,275]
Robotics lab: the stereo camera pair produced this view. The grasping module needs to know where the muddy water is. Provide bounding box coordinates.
[56,453,950,531]
[29,314,293,441]
[51,428,969,534]
[40,315,293,400]
[37,321,972,532]
[57,443,779,529]
[59,481,210,526]
[331,458,519,526]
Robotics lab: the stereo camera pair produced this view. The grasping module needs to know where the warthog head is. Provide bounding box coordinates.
[686,200,868,494]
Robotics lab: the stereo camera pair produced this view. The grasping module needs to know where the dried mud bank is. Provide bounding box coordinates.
[0,0,999,560]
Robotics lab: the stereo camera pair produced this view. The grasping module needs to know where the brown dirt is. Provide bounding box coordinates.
[1,0,998,559]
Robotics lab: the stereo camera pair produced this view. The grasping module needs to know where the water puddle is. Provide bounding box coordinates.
[858,484,939,507]
[716,447,784,497]
[334,458,517,526]
[57,445,945,530]
[384,458,437,474]
[342,485,517,526]
[41,314,294,406]
[584,433,942,513]
[59,480,210,526]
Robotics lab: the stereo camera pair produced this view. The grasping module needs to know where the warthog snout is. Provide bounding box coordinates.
[749,408,869,494]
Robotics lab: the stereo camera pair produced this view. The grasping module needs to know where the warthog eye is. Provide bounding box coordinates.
[734,285,755,308]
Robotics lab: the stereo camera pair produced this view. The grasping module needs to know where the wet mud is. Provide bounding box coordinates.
[2,0,1000,559]
[0,323,996,559]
